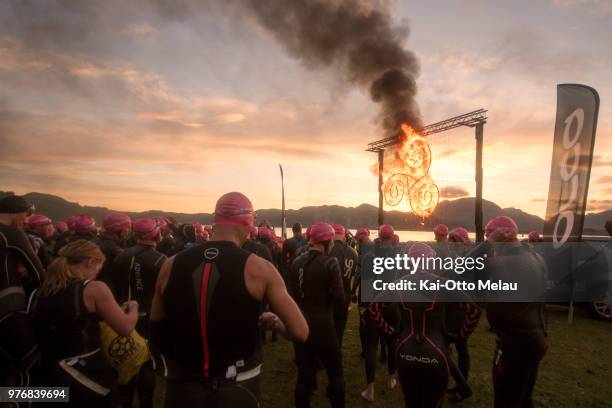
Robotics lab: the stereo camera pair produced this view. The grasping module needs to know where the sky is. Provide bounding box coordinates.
[0,0,611,217]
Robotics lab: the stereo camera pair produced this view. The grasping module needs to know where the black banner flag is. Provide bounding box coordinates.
[543,84,599,248]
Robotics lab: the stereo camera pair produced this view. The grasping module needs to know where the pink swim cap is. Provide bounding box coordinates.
[133,218,161,240]
[214,192,254,227]
[378,224,395,240]
[258,226,273,241]
[333,224,345,236]
[392,234,400,244]
[448,227,470,244]
[28,214,51,228]
[528,231,541,242]
[249,225,258,239]
[54,221,68,234]
[407,242,437,258]
[103,212,132,233]
[66,216,78,231]
[485,216,518,242]
[309,222,335,244]
[74,215,97,234]
[434,224,449,237]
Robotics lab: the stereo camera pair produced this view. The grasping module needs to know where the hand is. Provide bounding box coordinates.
[123,300,138,313]
[259,312,281,331]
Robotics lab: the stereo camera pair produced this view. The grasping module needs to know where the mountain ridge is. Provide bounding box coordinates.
[1,190,609,234]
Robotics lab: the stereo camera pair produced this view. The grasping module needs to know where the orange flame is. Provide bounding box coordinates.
[379,124,439,218]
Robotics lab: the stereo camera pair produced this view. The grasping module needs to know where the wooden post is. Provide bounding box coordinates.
[475,123,484,242]
[378,149,384,226]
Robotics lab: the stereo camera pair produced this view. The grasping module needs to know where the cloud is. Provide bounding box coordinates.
[593,155,612,167]
[439,185,469,199]
[532,198,546,202]
[586,199,612,212]
[596,175,612,184]
[550,0,612,16]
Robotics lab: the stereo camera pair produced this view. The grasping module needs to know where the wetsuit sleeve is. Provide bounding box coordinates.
[327,258,345,310]
[368,303,393,334]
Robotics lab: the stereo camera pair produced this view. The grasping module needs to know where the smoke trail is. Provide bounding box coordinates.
[244,0,422,134]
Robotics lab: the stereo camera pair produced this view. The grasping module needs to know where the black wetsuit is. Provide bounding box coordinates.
[111,244,165,408]
[361,242,398,381]
[30,279,118,407]
[243,239,273,263]
[93,235,124,291]
[27,232,52,269]
[282,235,307,274]
[153,241,263,408]
[156,234,175,256]
[0,224,43,392]
[485,244,548,408]
[288,250,345,408]
[369,285,479,408]
[111,244,166,338]
[329,240,359,346]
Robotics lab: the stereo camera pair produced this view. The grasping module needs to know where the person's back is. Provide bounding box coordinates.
[93,235,123,287]
[149,192,308,408]
[164,240,261,377]
[288,223,345,408]
[243,238,274,263]
[283,223,307,273]
[112,243,166,337]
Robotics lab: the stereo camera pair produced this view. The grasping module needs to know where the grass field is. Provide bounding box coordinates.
[259,305,612,407]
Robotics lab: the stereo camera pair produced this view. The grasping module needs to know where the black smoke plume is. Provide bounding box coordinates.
[244,0,422,134]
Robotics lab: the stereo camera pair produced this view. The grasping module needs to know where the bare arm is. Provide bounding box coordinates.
[84,281,138,337]
[246,255,309,342]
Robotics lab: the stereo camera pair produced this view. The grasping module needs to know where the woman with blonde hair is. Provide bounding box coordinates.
[29,239,139,407]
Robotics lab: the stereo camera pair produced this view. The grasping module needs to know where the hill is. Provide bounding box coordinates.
[1,190,609,234]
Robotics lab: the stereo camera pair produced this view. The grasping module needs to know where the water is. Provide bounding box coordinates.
[273,228,477,243]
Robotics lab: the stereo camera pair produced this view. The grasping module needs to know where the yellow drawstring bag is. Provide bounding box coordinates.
[100,321,150,385]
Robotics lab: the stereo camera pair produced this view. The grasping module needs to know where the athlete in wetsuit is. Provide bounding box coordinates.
[258,226,281,273]
[371,243,479,408]
[352,228,373,359]
[360,224,399,402]
[149,192,308,408]
[329,224,358,346]
[288,222,345,408]
[110,218,165,408]
[445,227,480,402]
[0,195,43,395]
[282,222,308,273]
[93,212,132,289]
[483,216,548,408]
[155,217,176,255]
[30,239,139,408]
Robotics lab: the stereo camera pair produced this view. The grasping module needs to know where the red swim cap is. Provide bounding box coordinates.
[249,225,258,239]
[309,222,335,244]
[333,224,345,236]
[392,234,400,244]
[378,224,395,240]
[214,192,254,227]
[528,231,541,242]
[75,215,97,234]
[103,212,132,233]
[434,224,449,237]
[448,227,470,244]
[485,216,518,242]
[133,218,161,240]
[193,222,205,237]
